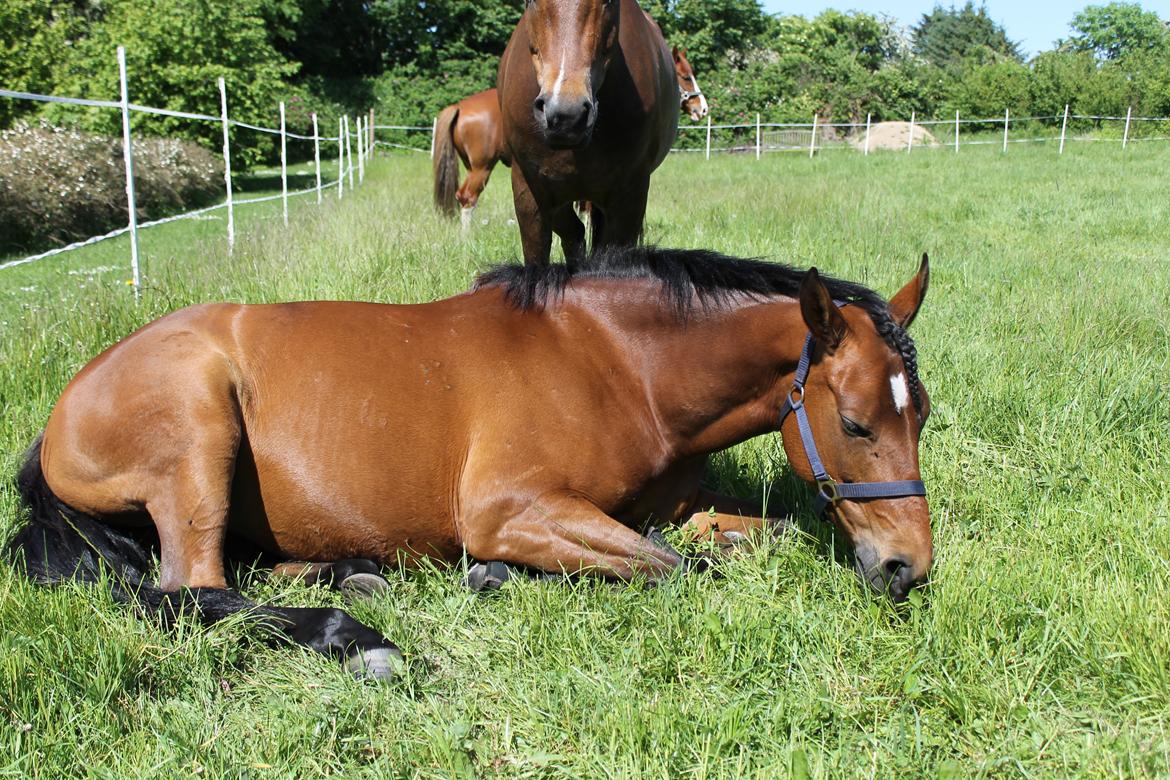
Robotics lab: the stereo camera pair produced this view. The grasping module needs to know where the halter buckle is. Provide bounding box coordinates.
[788,385,804,408]
[816,478,839,505]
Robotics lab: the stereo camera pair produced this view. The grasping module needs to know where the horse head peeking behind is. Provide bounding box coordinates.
[672,47,708,121]
[524,0,620,149]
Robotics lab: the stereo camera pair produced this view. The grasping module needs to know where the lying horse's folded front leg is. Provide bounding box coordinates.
[681,487,791,547]
[270,558,390,599]
[462,491,684,582]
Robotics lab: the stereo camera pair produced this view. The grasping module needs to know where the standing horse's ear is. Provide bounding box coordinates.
[800,267,849,351]
[888,253,930,329]
[672,46,681,62]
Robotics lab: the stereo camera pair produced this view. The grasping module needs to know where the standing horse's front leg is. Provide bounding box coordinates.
[594,177,650,251]
[462,491,687,582]
[510,165,552,265]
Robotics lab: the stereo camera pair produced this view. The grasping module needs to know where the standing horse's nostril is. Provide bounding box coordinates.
[533,96,546,114]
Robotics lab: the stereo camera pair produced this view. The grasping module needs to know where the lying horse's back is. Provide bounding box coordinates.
[39,291,668,575]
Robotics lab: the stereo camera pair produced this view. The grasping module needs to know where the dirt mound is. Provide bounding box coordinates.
[852,121,938,151]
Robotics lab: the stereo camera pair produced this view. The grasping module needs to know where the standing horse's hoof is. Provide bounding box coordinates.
[338,572,391,600]
[344,646,404,681]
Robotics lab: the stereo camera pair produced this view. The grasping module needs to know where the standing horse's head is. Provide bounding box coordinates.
[672,47,707,122]
[780,258,933,601]
[524,0,620,149]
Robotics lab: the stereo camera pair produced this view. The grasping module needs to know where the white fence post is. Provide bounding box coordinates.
[755,113,761,160]
[338,117,344,199]
[116,46,140,298]
[430,116,438,159]
[356,116,365,183]
[312,112,322,205]
[1059,104,1069,154]
[345,116,354,189]
[218,76,234,255]
[705,112,712,160]
[1123,106,1132,149]
[279,100,288,228]
[864,112,871,156]
[368,108,375,153]
[907,111,915,153]
[1003,108,1010,153]
[954,110,960,153]
[809,114,817,158]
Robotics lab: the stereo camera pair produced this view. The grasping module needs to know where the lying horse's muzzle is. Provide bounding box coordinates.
[852,544,929,602]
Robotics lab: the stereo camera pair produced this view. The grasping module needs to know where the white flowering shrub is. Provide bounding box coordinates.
[0,121,222,252]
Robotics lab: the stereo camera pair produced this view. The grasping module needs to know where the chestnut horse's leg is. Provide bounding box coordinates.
[511,166,552,265]
[462,492,684,581]
[457,164,494,231]
[682,488,790,546]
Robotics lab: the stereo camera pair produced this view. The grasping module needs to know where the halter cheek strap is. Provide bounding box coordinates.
[778,333,927,515]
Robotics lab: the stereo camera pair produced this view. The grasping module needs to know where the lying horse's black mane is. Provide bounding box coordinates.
[474,246,923,413]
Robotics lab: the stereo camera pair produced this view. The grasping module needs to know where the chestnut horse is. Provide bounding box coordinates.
[7,248,931,680]
[498,0,679,265]
[433,48,706,229]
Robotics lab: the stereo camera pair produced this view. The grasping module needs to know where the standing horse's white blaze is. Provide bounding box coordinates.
[552,52,567,99]
[890,372,910,414]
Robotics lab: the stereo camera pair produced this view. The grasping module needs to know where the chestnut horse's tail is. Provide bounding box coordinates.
[5,434,165,611]
[432,104,461,217]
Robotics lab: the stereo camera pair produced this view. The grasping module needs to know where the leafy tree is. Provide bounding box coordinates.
[44,0,299,167]
[641,0,770,72]
[0,0,83,125]
[1063,2,1169,60]
[912,2,1022,72]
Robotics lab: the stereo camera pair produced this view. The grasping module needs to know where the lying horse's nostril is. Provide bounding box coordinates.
[883,557,908,580]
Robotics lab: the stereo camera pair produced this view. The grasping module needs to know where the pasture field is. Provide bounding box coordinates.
[1,143,1168,778]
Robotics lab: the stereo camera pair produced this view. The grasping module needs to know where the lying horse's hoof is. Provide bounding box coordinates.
[344,646,404,681]
[338,571,391,600]
[465,560,512,592]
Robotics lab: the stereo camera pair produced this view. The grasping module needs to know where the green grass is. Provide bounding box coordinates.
[2,142,1168,778]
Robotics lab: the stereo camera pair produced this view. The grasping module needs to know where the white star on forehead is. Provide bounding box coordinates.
[890,373,910,414]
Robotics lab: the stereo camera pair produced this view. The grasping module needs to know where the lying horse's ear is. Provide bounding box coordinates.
[800,267,848,351]
[888,253,930,329]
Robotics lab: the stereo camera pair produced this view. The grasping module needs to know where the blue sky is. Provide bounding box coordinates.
[760,0,1170,57]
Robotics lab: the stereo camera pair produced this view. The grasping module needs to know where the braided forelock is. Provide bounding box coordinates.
[873,315,923,417]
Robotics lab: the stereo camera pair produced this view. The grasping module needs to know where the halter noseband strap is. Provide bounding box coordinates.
[679,88,703,103]
[778,332,927,515]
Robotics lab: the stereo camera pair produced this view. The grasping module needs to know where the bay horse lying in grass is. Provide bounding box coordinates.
[432,48,707,229]
[7,248,931,680]
[498,0,679,265]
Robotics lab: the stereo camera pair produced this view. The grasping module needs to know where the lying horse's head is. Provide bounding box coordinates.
[782,258,932,601]
[672,47,707,121]
[524,0,620,148]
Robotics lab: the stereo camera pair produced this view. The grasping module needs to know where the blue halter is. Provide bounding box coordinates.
[778,332,927,515]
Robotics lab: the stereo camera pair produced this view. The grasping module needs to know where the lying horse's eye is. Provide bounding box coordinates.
[841,416,872,439]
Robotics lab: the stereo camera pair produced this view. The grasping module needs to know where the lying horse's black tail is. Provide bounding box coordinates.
[6,434,165,611]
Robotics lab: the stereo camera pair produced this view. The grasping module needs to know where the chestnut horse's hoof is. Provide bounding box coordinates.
[344,646,404,681]
[338,571,390,600]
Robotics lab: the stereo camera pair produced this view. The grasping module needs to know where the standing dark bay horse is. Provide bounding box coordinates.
[7,248,932,680]
[498,0,679,265]
[433,46,706,229]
